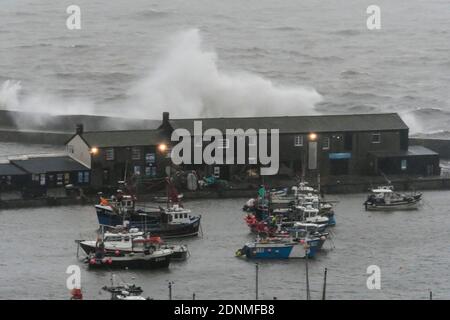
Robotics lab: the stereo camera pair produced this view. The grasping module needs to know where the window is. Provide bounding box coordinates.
[131,147,141,160]
[372,133,381,144]
[145,167,152,177]
[57,174,64,186]
[214,166,220,178]
[83,171,90,183]
[401,159,407,171]
[67,145,74,154]
[105,148,114,161]
[323,137,330,150]
[78,172,84,184]
[294,135,303,147]
[40,174,46,186]
[218,139,229,149]
[64,173,70,185]
[134,166,141,176]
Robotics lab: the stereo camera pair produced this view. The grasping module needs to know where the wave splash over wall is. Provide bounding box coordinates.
[129,29,323,118]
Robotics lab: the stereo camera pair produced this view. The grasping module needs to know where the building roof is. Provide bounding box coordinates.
[0,163,28,176]
[76,130,169,148]
[167,113,409,134]
[11,156,89,174]
[369,145,439,158]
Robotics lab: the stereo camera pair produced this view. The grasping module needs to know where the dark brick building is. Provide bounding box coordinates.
[66,112,440,187]
[66,126,170,188]
[159,112,440,179]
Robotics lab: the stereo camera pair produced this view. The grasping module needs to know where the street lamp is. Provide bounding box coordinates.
[308,133,317,141]
[158,143,167,153]
[90,147,99,155]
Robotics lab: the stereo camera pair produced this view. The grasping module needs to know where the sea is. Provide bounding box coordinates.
[0,0,449,135]
[1,192,450,300]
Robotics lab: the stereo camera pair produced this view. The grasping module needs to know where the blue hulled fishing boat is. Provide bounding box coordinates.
[236,235,324,259]
[95,180,201,238]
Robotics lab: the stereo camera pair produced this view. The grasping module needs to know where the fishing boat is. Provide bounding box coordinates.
[293,204,330,225]
[95,180,202,238]
[78,228,189,261]
[86,247,173,269]
[364,185,422,211]
[282,221,328,233]
[235,235,323,259]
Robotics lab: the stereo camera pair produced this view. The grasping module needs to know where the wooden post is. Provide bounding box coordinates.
[255,263,259,300]
[168,281,173,300]
[305,246,310,300]
[193,292,196,300]
[430,291,432,300]
[322,268,327,300]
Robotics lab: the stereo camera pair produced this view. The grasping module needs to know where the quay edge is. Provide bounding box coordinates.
[1,177,450,210]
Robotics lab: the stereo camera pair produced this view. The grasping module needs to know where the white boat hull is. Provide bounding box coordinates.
[365,200,420,211]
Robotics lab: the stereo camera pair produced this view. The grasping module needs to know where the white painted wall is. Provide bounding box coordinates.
[66,135,91,168]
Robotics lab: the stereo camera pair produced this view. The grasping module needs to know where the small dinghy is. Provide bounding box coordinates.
[364,186,422,211]
[102,283,149,300]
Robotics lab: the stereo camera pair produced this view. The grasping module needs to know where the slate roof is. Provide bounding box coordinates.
[11,156,89,174]
[167,113,408,134]
[77,130,169,148]
[0,163,28,176]
[369,145,438,158]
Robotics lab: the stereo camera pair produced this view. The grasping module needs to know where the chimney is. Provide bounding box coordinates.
[162,112,170,127]
[76,124,84,135]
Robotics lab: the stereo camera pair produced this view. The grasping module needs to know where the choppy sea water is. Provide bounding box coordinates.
[0,194,450,300]
[0,0,449,135]
[1,1,450,300]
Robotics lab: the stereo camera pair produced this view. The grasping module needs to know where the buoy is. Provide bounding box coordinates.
[107,258,113,265]
[89,258,96,265]
[115,250,120,256]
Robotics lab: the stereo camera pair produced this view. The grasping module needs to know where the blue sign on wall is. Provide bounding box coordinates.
[329,153,352,160]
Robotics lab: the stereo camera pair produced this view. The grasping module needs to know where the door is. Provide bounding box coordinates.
[330,159,349,175]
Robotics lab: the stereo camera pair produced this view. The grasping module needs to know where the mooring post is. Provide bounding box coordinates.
[168,281,173,300]
[193,292,196,300]
[305,246,310,300]
[430,291,432,300]
[255,263,259,300]
[322,268,327,300]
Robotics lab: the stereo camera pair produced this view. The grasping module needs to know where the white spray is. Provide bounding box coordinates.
[0,29,323,127]
[128,29,323,118]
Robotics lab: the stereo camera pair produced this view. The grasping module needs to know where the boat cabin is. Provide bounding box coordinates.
[163,205,195,224]
[100,194,136,214]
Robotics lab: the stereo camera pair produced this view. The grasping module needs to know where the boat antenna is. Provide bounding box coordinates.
[379,170,391,185]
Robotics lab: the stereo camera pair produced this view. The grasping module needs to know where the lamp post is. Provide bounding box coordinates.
[307,133,318,181]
